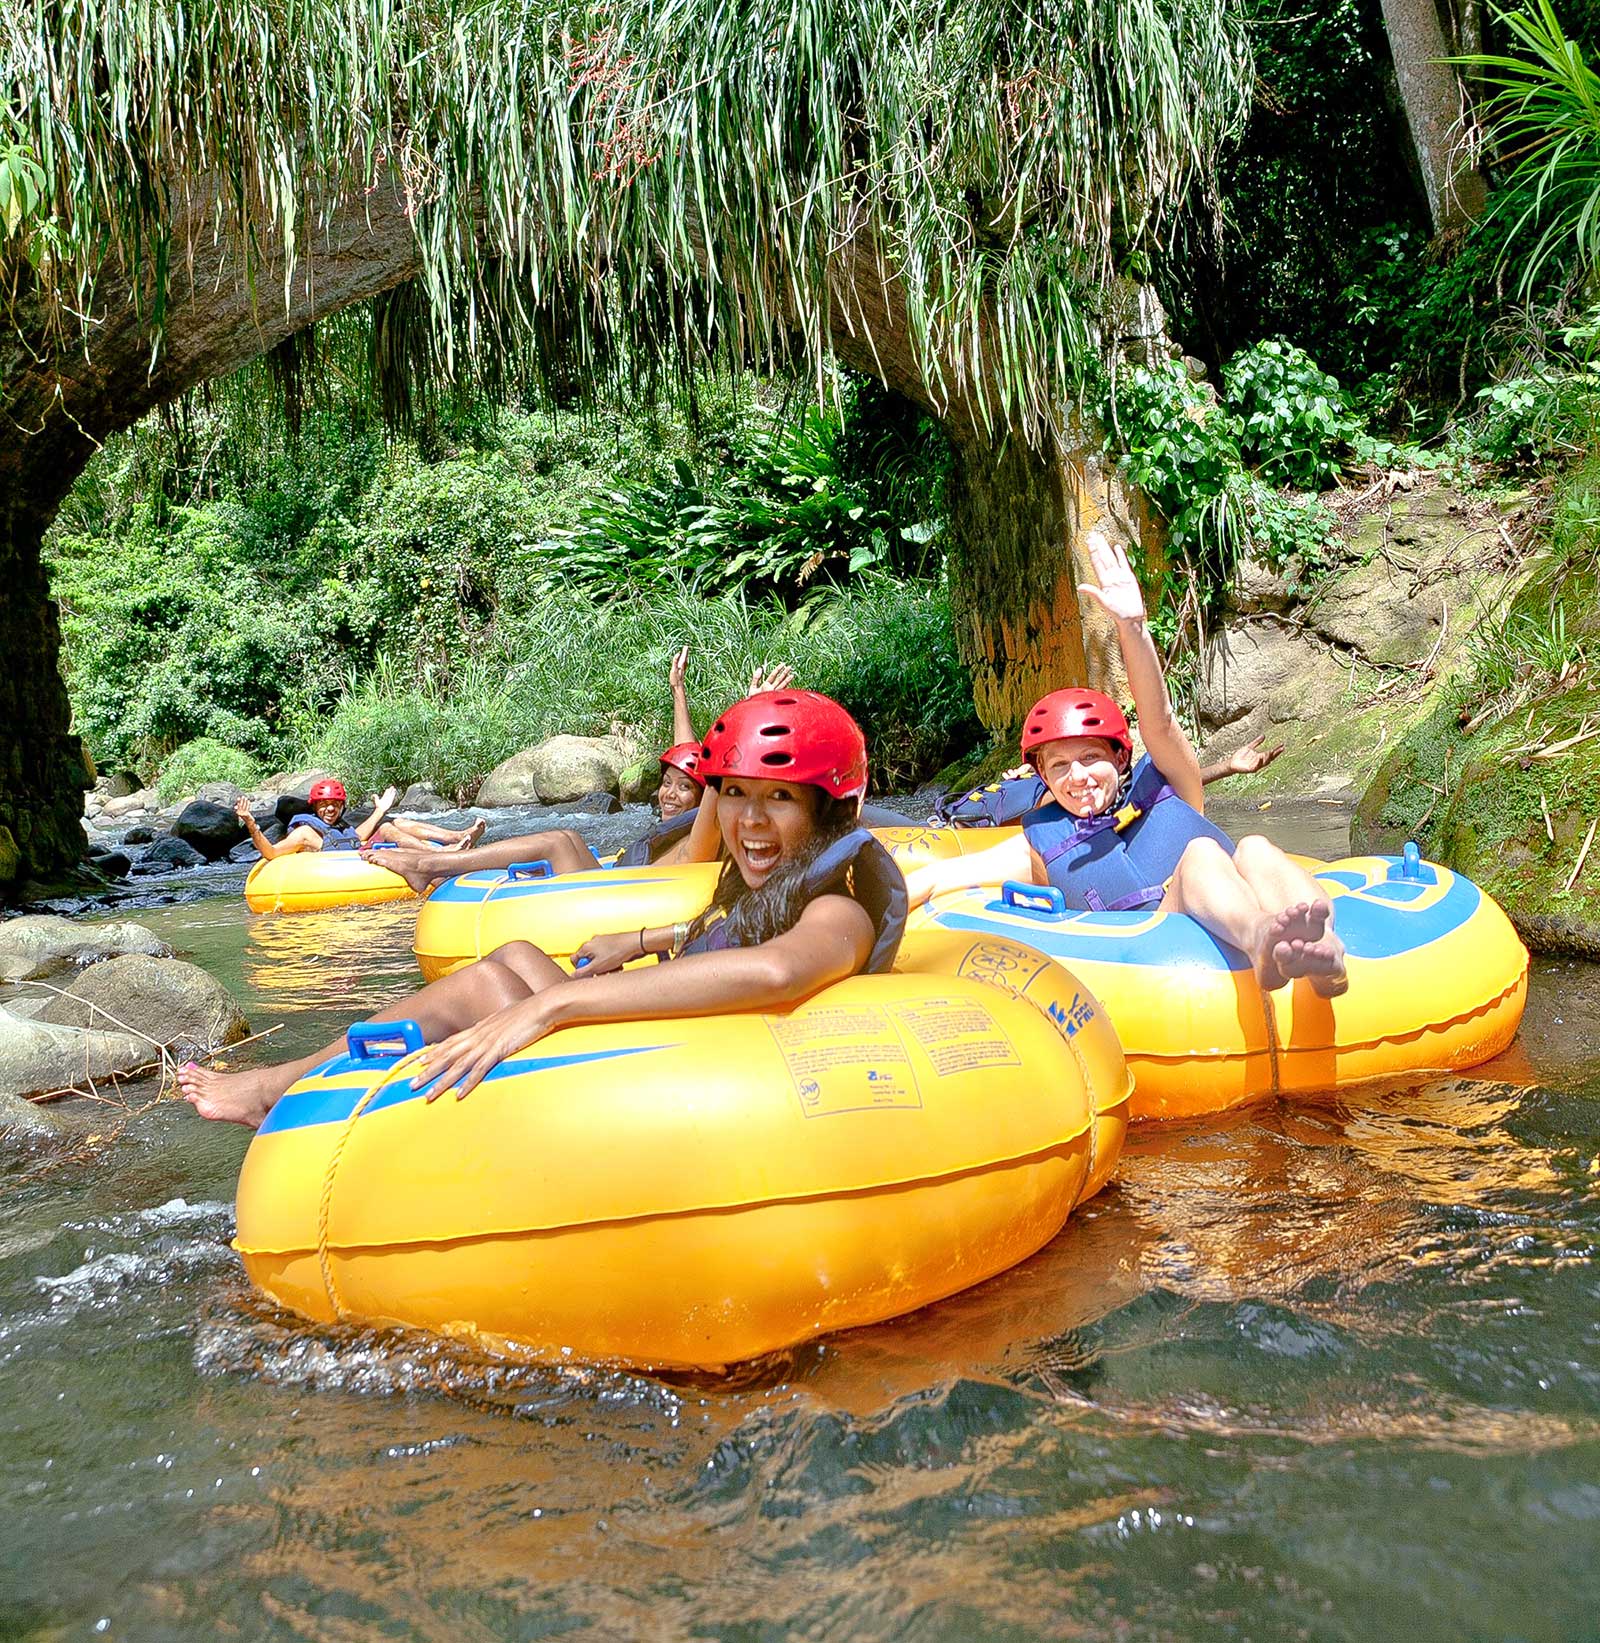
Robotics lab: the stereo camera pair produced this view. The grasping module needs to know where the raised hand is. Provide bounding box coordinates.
[670,644,689,694]
[748,662,795,695]
[1228,735,1285,776]
[1076,531,1148,627]
[233,796,252,820]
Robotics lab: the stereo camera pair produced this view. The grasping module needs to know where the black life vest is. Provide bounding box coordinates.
[613,810,697,869]
[1020,756,1234,912]
[681,828,906,974]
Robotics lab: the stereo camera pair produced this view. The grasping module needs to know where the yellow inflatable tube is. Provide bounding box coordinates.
[244,851,416,914]
[413,825,1018,981]
[901,845,1528,1120]
[234,932,1129,1371]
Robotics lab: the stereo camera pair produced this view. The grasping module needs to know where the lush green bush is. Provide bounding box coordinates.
[155,737,264,801]
[1221,340,1361,488]
[1112,357,1339,605]
[306,580,979,798]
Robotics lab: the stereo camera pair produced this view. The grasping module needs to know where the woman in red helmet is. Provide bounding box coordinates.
[909,533,1346,996]
[233,779,484,859]
[180,691,906,1126]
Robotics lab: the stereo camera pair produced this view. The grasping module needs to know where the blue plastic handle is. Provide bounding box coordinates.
[507,859,554,881]
[1386,840,1437,885]
[345,1019,425,1062]
[1000,880,1068,918]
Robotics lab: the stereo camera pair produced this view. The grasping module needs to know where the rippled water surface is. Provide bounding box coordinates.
[4,803,1599,1641]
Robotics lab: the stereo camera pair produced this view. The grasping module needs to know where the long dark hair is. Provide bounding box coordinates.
[689,792,862,949]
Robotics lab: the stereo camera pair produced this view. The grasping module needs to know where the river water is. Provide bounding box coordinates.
[3,800,1598,1640]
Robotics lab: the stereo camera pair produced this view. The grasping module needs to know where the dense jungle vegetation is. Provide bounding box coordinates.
[25,0,1600,800]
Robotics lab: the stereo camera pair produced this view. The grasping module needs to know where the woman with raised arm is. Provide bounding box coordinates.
[908,533,1346,996]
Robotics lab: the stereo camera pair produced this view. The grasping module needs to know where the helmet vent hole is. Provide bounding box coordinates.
[758,724,792,739]
[759,751,794,768]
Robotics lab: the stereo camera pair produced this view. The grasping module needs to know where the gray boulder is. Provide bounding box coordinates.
[0,915,168,983]
[478,735,629,806]
[122,823,157,845]
[1196,620,1349,755]
[101,790,156,820]
[104,771,143,799]
[88,849,133,879]
[0,1004,151,1100]
[398,782,453,815]
[192,781,245,810]
[172,799,246,861]
[37,954,248,1055]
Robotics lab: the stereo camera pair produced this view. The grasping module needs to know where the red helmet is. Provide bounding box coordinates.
[1021,689,1133,768]
[659,742,707,788]
[307,778,348,806]
[699,690,868,801]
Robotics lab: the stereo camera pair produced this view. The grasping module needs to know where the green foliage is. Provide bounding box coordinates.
[1112,355,1340,616]
[1470,371,1600,467]
[1466,2,1600,296]
[155,738,263,802]
[49,368,970,793]
[308,580,978,799]
[1221,340,1360,488]
[560,396,945,601]
[6,0,1252,448]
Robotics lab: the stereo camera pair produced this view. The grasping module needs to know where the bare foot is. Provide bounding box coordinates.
[449,818,487,851]
[361,845,444,894]
[177,1061,296,1128]
[1260,900,1349,997]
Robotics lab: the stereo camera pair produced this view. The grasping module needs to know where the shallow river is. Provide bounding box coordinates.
[3,800,1599,1640]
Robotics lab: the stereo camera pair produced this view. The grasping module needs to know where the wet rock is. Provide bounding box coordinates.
[0,826,18,890]
[122,824,157,846]
[478,735,630,806]
[130,858,176,878]
[37,954,249,1055]
[543,790,624,817]
[0,1004,150,1100]
[398,782,453,815]
[172,800,245,861]
[229,840,263,865]
[0,1086,85,1145]
[0,914,168,983]
[87,850,133,879]
[104,771,143,799]
[139,835,206,871]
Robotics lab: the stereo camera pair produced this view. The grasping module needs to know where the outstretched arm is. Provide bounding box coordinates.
[1200,735,1285,786]
[234,798,283,859]
[1078,533,1204,810]
[412,893,874,1097]
[669,645,695,746]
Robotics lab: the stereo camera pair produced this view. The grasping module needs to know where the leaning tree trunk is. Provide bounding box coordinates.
[0,182,423,890]
[1381,0,1489,234]
[824,233,1140,734]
